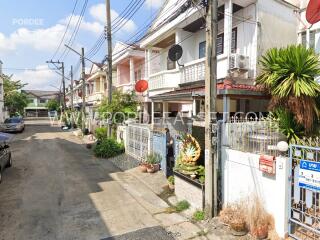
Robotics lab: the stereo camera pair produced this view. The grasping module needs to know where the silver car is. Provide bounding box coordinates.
[0,144,12,183]
[2,117,25,133]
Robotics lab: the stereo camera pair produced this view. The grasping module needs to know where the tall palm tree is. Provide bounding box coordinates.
[257,45,320,132]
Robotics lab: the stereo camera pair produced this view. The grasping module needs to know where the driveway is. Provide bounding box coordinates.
[0,120,174,240]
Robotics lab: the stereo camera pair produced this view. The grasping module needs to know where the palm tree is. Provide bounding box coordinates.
[257,45,320,132]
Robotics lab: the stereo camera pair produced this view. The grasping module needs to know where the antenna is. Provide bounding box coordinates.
[168,44,184,67]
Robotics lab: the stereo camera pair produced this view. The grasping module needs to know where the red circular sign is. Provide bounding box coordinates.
[306,0,320,24]
[135,80,148,93]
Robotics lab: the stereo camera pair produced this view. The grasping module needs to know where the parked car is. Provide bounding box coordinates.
[1,117,25,133]
[0,144,12,183]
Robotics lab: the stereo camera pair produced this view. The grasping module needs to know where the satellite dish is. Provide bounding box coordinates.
[135,80,148,93]
[306,0,320,24]
[168,44,183,62]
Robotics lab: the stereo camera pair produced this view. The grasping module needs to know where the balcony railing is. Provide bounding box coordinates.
[181,58,205,84]
[148,69,180,91]
[87,92,104,103]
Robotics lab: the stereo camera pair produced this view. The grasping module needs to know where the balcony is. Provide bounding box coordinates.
[86,92,104,104]
[148,69,180,91]
[148,58,205,91]
[181,58,205,84]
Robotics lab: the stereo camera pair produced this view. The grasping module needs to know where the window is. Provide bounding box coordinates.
[39,99,46,104]
[167,57,176,70]
[301,32,306,47]
[301,30,316,50]
[199,41,206,59]
[231,28,237,53]
[217,33,224,55]
[217,27,237,55]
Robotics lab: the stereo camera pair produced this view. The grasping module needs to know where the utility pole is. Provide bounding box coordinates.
[46,60,66,111]
[204,0,218,218]
[61,62,66,110]
[70,65,75,127]
[70,65,74,111]
[81,47,86,132]
[106,0,113,136]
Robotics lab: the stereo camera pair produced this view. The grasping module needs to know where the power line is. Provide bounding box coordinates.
[50,0,79,60]
[86,0,147,59]
[59,0,89,61]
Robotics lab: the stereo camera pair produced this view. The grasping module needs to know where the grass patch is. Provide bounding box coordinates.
[163,200,190,214]
[192,210,205,221]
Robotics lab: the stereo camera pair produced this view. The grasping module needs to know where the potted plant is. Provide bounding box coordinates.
[219,202,248,236]
[146,153,161,173]
[167,176,175,190]
[247,198,270,240]
[147,164,155,173]
[139,161,148,173]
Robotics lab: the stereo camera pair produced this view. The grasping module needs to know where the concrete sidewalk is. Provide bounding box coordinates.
[110,168,205,240]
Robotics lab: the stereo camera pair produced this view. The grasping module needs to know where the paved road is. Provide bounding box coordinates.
[0,120,173,240]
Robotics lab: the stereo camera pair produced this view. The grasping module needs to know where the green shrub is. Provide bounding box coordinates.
[95,127,108,140]
[93,138,124,158]
[199,176,205,184]
[168,176,174,185]
[193,210,205,221]
[175,200,190,212]
[146,152,162,164]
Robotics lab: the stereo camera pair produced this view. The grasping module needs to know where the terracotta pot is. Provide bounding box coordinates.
[230,221,247,233]
[168,183,175,190]
[147,165,155,173]
[140,163,148,173]
[251,225,268,240]
[153,164,160,172]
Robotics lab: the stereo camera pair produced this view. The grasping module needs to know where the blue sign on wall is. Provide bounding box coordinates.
[299,160,320,192]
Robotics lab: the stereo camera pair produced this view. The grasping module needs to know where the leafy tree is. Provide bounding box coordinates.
[46,99,60,111]
[98,90,139,124]
[257,45,320,132]
[1,74,28,116]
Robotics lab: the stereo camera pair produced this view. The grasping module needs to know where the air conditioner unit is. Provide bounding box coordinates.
[229,54,249,71]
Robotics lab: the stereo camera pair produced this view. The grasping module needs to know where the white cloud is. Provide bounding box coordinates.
[89,3,137,34]
[13,65,59,90]
[145,0,165,9]
[60,15,103,35]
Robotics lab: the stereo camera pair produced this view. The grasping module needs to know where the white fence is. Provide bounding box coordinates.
[221,147,289,238]
[125,124,152,161]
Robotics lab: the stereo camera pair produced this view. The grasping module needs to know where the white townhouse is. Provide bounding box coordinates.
[66,63,106,118]
[140,0,299,124]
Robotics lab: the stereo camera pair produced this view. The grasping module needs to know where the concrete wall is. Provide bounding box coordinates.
[257,0,298,75]
[221,147,289,238]
[175,174,204,210]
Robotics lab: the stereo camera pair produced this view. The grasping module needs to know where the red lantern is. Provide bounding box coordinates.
[306,0,320,24]
[135,80,148,93]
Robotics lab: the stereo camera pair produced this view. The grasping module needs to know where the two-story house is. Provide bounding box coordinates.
[112,41,145,94]
[23,90,60,117]
[140,0,298,124]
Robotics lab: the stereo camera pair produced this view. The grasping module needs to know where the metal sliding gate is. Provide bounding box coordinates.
[289,145,320,240]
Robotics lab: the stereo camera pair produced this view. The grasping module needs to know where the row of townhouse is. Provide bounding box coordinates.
[66,0,304,129]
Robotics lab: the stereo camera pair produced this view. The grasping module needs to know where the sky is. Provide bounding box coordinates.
[0,0,164,90]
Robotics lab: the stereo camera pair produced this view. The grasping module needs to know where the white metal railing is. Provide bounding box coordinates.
[181,58,205,84]
[148,69,180,90]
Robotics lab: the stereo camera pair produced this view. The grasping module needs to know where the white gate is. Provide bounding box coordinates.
[126,124,151,161]
[289,144,320,239]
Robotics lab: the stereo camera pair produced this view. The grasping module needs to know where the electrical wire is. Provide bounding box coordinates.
[50,0,79,60]
[59,0,89,61]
